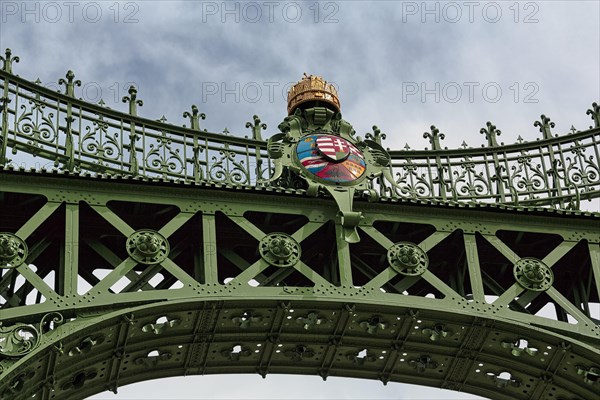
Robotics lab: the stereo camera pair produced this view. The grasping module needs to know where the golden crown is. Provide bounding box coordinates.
[287,73,340,115]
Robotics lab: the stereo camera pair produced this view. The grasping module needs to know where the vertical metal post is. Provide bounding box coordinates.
[335,224,353,286]
[464,233,485,302]
[58,203,79,296]
[202,212,219,284]
[122,86,143,175]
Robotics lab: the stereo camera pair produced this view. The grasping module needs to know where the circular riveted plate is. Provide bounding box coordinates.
[513,257,553,291]
[259,233,301,267]
[0,233,28,269]
[126,229,170,265]
[387,242,428,276]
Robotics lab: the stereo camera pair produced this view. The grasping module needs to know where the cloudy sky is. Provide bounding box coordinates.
[1,0,598,399]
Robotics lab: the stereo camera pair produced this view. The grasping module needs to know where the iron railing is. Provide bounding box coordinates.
[1,49,599,209]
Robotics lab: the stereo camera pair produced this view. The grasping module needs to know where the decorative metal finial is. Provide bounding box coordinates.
[183,105,206,131]
[480,121,502,147]
[245,115,267,141]
[0,48,19,73]
[534,114,555,140]
[122,86,143,116]
[365,126,387,146]
[58,70,81,98]
[423,125,445,150]
[586,102,600,129]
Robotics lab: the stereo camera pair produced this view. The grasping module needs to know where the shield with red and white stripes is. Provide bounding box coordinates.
[316,135,352,162]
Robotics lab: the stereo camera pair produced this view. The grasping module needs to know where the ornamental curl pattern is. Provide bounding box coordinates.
[0,51,598,209]
[0,313,63,358]
[79,116,123,169]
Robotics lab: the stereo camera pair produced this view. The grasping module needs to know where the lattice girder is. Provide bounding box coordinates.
[0,170,599,400]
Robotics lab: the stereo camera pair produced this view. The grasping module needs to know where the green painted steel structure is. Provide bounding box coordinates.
[0,50,599,400]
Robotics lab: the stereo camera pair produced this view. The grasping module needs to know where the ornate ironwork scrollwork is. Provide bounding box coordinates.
[0,54,598,209]
[15,98,58,153]
[208,138,251,185]
[145,131,185,177]
[80,115,122,169]
[0,312,63,358]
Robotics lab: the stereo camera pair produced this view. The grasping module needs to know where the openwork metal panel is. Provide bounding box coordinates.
[0,68,271,186]
[386,126,600,207]
[1,49,599,208]
[0,50,599,400]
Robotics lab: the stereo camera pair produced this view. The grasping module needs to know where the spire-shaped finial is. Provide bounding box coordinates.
[480,121,502,147]
[183,105,206,131]
[586,102,600,129]
[122,86,143,116]
[0,48,19,74]
[423,125,445,150]
[58,70,81,97]
[534,114,555,140]
[246,115,267,141]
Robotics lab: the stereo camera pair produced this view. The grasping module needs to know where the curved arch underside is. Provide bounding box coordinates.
[0,169,599,400]
[3,298,600,400]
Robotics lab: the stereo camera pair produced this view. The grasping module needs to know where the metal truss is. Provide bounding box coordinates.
[0,171,598,400]
[1,49,599,400]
